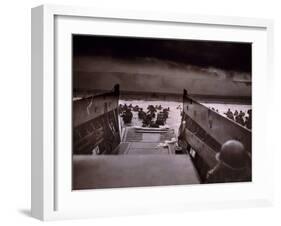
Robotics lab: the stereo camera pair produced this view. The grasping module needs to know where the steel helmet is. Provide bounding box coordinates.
[216,140,249,169]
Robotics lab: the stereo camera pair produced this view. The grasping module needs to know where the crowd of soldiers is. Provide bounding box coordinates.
[119,103,170,128]
[224,108,252,129]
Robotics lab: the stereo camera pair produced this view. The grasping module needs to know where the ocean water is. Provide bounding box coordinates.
[202,103,251,115]
[119,99,251,137]
[119,99,182,136]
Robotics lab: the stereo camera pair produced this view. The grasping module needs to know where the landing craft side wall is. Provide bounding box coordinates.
[73,86,120,154]
[73,92,119,128]
[180,90,252,179]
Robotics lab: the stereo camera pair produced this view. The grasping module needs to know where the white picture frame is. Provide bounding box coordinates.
[31,4,274,221]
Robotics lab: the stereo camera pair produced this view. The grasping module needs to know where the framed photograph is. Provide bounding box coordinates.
[31,4,274,221]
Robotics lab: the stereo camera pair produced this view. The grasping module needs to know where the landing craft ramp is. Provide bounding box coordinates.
[117,126,176,154]
[73,124,200,189]
[73,126,200,190]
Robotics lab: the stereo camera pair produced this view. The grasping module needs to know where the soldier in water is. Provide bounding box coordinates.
[235,114,245,126]
[205,140,251,183]
[224,108,234,120]
[142,113,152,127]
[121,108,133,124]
[138,108,146,120]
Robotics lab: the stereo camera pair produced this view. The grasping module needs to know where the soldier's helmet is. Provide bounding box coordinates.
[216,140,250,169]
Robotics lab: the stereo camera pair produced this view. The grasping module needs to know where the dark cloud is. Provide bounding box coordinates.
[73,35,252,73]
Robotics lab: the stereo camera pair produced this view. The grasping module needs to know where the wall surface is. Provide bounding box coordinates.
[0,0,280,225]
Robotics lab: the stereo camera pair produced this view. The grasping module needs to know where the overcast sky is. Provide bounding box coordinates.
[73,35,252,73]
[72,35,252,98]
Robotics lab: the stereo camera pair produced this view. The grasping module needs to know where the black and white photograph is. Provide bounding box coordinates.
[72,35,252,190]
[1,0,279,224]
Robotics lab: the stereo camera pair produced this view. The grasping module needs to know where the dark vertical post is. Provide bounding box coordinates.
[183,89,188,97]
[183,89,190,104]
[114,84,120,97]
[113,84,121,143]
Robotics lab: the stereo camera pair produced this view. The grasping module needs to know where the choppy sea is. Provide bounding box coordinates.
[119,99,251,137]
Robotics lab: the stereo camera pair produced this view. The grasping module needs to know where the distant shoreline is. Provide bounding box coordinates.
[74,90,252,105]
